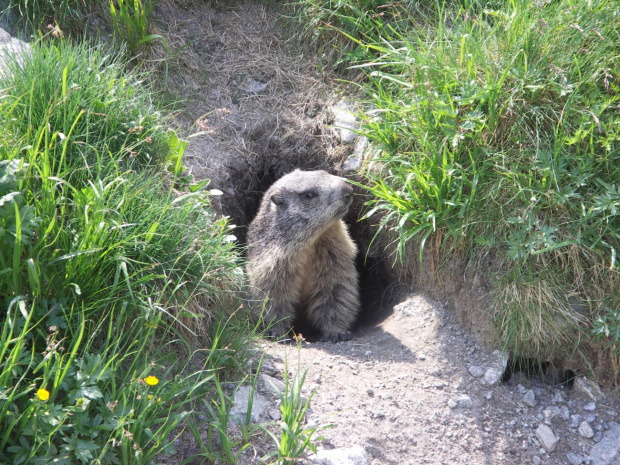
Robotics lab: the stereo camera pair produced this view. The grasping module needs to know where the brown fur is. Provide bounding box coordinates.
[246,170,360,341]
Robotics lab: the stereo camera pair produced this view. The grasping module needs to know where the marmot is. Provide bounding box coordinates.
[246,169,360,342]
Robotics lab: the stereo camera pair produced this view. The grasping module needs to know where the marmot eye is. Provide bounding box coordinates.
[301,191,318,199]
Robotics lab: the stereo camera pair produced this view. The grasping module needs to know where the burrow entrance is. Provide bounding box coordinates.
[202,112,399,334]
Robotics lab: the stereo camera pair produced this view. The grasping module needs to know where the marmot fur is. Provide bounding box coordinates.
[246,169,360,341]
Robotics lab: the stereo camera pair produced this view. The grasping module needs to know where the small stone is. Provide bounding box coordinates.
[574,377,605,402]
[259,374,286,397]
[418,353,426,361]
[230,386,270,424]
[366,389,374,397]
[583,402,597,412]
[449,395,473,409]
[314,374,322,384]
[485,391,494,400]
[552,390,566,404]
[593,431,603,442]
[523,390,537,407]
[571,414,582,428]
[535,424,558,452]
[313,445,369,465]
[364,350,372,357]
[579,421,594,439]
[566,452,584,465]
[469,366,485,378]
[560,406,571,421]
[543,406,560,420]
[245,78,268,94]
[532,456,542,465]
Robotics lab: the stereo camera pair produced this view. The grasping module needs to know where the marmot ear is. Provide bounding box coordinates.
[270,190,285,206]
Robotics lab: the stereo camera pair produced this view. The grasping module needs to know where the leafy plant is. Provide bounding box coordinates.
[109,0,164,55]
[260,353,331,465]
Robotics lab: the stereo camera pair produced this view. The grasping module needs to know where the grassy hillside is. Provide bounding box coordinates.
[0,39,255,463]
[290,0,620,382]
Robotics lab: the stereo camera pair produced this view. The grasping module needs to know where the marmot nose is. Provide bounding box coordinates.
[341,182,353,198]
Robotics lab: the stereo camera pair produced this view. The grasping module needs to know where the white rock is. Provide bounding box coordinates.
[230,386,271,424]
[449,395,473,409]
[0,28,29,74]
[313,445,369,465]
[574,377,605,401]
[482,351,509,385]
[583,402,597,412]
[259,373,285,397]
[579,421,594,439]
[331,102,359,145]
[523,390,537,407]
[535,424,558,452]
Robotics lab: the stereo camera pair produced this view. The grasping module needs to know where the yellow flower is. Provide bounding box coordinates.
[36,388,50,401]
[148,395,154,400]
[144,375,159,386]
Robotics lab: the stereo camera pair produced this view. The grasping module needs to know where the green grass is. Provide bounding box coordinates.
[1,0,90,34]
[2,1,161,56]
[291,0,620,381]
[0,39,256,464]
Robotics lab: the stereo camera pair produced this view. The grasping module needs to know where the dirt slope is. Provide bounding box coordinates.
[264,294,620,465]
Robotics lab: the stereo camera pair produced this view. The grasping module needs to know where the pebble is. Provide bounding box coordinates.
[560,405,571,421]
[532,456,542,465]
[313,445,369,465]
[552,390,566,404]
[571,414,582,428]
[535,424,558,452]
[523,390,537,408]
[259,374,286,397]
[543,406,560,420]
[574,377,605,401]
[230,386,270,425]
[579,421,594,439]
[448,395,473,409]
[583,402,597,412]
[469,366,485,378]
[418,353,426,361]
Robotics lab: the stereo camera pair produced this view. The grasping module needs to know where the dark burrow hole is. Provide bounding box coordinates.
[501,355,576,388]
[221,163,398,339]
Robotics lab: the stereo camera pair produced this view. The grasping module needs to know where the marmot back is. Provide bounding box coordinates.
[246,169,360,341]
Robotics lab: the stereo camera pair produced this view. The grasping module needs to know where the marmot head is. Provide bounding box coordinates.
[263,169,353,242]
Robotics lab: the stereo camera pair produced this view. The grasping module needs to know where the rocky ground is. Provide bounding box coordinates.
[241,294,620,465]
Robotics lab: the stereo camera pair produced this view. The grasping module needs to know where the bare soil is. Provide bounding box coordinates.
[147,2,620,464]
